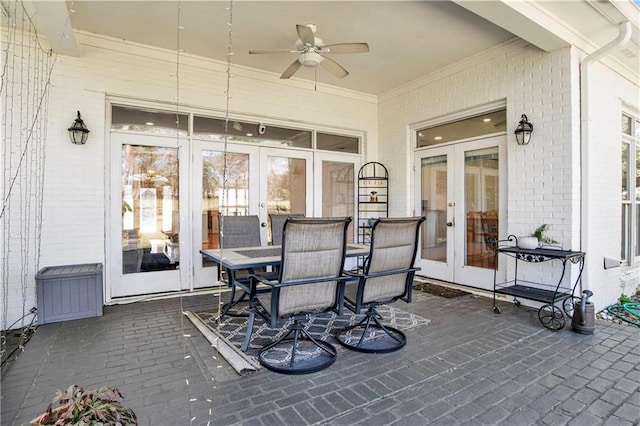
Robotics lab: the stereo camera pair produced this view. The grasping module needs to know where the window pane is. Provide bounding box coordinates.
[637,142,640,202]
[112,106,188,136]
[317,133,359,153]
[637,207,640,257]
[622,143,630,200]
[417,109,506,147]
[194,116,312,148]
[622,114,633,135]
[622,204,630,261]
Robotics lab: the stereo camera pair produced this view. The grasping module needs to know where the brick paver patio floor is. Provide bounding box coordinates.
[2,288,639,425]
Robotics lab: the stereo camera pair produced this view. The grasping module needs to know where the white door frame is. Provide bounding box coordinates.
[108,132,190,299]
[414,135,507,289]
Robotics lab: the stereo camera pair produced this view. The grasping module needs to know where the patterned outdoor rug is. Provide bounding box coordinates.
[189,304,431,372]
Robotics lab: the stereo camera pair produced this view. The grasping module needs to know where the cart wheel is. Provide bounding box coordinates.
[538,305,565,331]
[493,306,501,314]
[514,300,521,307]
[562,296,580,318]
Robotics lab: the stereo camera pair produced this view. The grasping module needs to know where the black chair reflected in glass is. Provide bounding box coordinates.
[336,217,425,354]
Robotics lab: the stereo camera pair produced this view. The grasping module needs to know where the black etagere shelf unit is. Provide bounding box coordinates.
[357,162,388,246]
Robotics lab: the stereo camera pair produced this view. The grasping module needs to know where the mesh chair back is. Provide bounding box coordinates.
[269,214,303,245]
[219,215,261,249]
[277,217,350,316]
[363,218,424,304]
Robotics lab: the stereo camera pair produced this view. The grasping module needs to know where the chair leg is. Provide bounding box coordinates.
[258,319,337,375]
[241,310,256,352]
[335,306,406,354]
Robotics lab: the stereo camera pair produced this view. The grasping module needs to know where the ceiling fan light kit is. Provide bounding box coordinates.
[249,23,369,79]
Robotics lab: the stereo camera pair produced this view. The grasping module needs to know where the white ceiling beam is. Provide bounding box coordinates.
[453,0,570,52]
[24,0,80,57]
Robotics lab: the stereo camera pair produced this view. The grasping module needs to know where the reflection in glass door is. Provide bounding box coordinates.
[261,149,313,244]
[201,151,250,252]
[321,160,354,243]
[194,144,257,289]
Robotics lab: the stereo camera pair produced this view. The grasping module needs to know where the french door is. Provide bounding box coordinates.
[192,142,313,288]
[110,134,351,297]
[414,136,506,290]
[109,132,190,297]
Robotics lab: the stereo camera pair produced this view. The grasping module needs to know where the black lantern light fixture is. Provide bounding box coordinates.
[68,111,90,145]
[514,114,533,146]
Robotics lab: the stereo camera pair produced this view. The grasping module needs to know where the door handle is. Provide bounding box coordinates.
[261,222,267,227]
[446,221,454,227]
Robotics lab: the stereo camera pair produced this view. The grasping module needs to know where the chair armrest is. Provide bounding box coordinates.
[247,273,279,287]
[270,275,351,289]
[343,266,421,280]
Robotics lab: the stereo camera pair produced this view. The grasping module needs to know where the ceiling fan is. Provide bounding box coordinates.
[249,23,370,79]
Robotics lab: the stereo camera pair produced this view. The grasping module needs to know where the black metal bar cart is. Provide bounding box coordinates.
[492,235,585,330]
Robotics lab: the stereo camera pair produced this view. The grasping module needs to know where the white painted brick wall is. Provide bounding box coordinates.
[379,39,640,311]
[379,40,581,293]
[2,31,378,328]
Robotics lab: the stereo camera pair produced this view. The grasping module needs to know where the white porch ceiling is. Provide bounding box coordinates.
[21,1,640,95]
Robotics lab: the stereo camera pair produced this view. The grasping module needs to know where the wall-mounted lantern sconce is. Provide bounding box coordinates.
[68,111,90,145]
[514,114,533,146]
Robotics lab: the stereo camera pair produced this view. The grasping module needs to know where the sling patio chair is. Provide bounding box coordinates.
[245,217,352,374]
[336,216,425,353]
[269,213,305,245]
[217,214,266,318]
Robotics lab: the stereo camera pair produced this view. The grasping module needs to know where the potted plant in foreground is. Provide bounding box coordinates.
[28,385,137,425]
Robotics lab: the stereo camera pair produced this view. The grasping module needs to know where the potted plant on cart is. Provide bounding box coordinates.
[518,224,558,249]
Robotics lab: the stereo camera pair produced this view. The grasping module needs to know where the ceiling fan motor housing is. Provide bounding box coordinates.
[298,51,323,67]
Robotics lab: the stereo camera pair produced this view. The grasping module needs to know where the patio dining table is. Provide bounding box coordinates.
[200,243,370,274]
[200,243,370,351]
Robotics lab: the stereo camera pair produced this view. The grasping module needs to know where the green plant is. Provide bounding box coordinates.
[28,385,137,425]
[531,224,558,245]
[619,293,634,304]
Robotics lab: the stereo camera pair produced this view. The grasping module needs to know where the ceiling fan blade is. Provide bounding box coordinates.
[321,43,370,54]
[249,49,295,54]
[280,60,302,79]
[320,56,349,78]
[296,24,315,47]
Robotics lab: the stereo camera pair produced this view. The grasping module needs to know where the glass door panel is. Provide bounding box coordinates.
[420,155,449,262]
[261,149,313,244]
[201,151,250,252]
[193,142,259,289]
[266,156,307,216]
[464,147,499,270]
[321,160,355,243]
[121,145,180,275]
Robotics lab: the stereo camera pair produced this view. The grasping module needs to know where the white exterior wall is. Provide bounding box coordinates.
[583,62,640,310]
[379,36,640,311]
[1,32,378,329]
[379,39,585,302]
